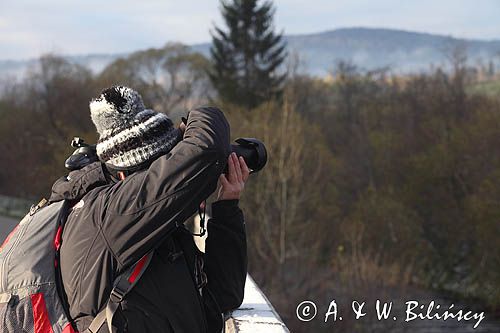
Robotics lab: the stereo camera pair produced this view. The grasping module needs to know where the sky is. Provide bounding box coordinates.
[0,0,499,61]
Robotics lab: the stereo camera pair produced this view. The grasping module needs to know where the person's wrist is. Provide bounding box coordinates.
[217,193,240,201]
[215,199,239,204]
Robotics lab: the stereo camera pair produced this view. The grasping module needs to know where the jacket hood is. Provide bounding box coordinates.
[49,162,108,202]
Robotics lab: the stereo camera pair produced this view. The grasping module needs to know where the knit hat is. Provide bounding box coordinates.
[90,86,181,169]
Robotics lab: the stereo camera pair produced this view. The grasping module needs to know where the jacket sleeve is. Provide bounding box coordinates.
[99,107,231,269]
[204,199,248,312]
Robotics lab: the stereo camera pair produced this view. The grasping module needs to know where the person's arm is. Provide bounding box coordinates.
[204,199,247,311]
[204,153,249,311]
[99,106,231,269]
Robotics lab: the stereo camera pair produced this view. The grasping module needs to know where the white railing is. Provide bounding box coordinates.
[225,275,289,333]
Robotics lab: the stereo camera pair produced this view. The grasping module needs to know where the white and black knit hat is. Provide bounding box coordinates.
[90,86,181,169]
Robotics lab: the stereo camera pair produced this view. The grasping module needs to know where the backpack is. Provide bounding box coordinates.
[0,198,153,333]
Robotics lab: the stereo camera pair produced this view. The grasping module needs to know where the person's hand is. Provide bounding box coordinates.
[178,122,186,133]
[216,152,250,201]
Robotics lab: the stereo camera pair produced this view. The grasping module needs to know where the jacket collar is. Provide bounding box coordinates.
[49,162,108,202]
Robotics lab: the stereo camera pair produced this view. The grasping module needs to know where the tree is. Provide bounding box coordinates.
[210,0,287,109]
[0,54,97,197]
[99,43,211,118]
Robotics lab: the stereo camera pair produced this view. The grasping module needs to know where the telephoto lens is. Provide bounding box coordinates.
[226,138,268,174]
[181,116,268,174]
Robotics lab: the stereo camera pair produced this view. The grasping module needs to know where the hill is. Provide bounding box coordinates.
[1,28,499,78]
[285,28,500,75]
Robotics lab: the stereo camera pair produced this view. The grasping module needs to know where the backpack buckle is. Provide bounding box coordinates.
[109,274,131,303]
[109,286,126,303]
[29,198,48,216]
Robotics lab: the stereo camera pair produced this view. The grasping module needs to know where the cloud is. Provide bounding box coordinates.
[0,0,498,60]
[273,0,500,39]
[0,0,222,60]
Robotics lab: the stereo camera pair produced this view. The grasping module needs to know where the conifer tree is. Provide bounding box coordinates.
[210,0,287,109]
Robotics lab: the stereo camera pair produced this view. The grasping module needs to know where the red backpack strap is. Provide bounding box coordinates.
[85,251,154,333]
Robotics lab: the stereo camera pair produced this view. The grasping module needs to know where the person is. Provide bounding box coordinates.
[51,86,249,332]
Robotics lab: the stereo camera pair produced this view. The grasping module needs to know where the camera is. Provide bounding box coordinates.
[226,138,267,174]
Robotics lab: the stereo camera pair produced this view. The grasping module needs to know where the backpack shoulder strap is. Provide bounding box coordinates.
[53,199,79,332]
[85,251,154,333]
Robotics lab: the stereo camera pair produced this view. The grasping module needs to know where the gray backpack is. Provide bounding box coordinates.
[0,199,152,333]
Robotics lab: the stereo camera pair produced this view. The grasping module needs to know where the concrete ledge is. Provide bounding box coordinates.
[225,275,289,333]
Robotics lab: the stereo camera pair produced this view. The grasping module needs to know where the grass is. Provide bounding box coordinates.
[467,78,500,97]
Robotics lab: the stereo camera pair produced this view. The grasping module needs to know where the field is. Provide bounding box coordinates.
[467,78,500,97]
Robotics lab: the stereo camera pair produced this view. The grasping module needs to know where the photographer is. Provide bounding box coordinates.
[51,86,248,332]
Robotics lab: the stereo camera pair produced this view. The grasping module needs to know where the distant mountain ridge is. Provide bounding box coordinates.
[1,27,499,78]
[283,27,500,74]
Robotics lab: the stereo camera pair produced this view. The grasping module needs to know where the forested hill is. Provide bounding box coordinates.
[1,27,500,77]
[193,28,500,75]
[288,28,500,74]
